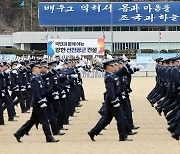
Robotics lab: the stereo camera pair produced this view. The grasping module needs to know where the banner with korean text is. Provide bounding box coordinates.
[47,39,105,56]
[39,2,180,26]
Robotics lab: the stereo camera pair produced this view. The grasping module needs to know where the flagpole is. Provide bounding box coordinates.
[31,0,33,31]
[23,4,25,31]
[158,29,161,53]
[110,3,113,54]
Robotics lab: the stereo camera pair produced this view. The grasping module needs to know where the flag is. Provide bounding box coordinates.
[159,31,162,40]
[20,1,25,7]
[103,31,106,40]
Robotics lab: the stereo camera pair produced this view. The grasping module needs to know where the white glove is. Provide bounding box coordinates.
[2,90,5,97]
[54,95,59,100]
[66,85,70,89]
[76,64,80,67]
[78,67,83,72]
[122,95,126,99]
[12,70,18,74]
[137,65,144,69]
[128,61,136,66]
[113,103,120,108]
[130,65,137,69]
[54,62,63,70]
[111,98,120,107]
[5,69,11,74]
[40,103,47,108]
[62,94,66,98]
[71,74,78,78]
[16,64,22,69]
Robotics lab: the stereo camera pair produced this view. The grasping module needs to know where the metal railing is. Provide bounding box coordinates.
[81,70,156,78]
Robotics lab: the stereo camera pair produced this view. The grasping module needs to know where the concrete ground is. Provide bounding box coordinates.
[0,77,179,154]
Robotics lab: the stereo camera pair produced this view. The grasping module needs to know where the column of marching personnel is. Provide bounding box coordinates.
[0,58,87,142]
[147,56,180,141]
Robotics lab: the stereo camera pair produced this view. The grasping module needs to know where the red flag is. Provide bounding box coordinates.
[159,31,162,40]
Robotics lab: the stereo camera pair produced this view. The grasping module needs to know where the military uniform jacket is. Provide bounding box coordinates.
[104,72,120,104]
[30,69,57,107]
[0,71,6,98]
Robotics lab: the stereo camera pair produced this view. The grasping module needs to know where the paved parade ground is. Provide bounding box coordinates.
[0,77,179,154]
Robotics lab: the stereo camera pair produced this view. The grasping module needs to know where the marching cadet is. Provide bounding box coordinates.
[18,61,30,110]
[0,62,16,122]
[14,62,63,143]
[0,63,5,125]
[169,58,180,140]
[48,61,66,130]
[88,59,135,141]
[10,61,27,113]
[24,60,33,110]
[40,60,65,136]
[75,60,87,101]
[56,61,70,125]
[65,60,79,117]
[116,58,140,134]
[147,58,163,105]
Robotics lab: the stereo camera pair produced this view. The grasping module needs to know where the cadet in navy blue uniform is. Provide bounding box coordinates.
[116,58,139,135]
[40,61,65,136]
[88,59,133,141]
[170,59,180,140]
[74,59,87,101]
[147,56,180,140]
[18,61,30,110]
[14,62,62,143]
[57,63,70,125]
[24,60,33,110]
[0,63,5,125]
[10,61,27,113]
[147,58,163,105]
[49,61,64,130]
[0,63,16,122]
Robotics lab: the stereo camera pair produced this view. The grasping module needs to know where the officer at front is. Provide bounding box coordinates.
[39,61,65,136]
[88,59,133,141]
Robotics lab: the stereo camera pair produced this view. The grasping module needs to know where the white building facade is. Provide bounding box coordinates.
[0,2,180,52]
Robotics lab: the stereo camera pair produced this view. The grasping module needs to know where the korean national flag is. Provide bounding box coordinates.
[20,1,25,7]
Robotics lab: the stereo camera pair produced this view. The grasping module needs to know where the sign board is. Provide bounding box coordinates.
[47,39,104,56]
[39,2,180,26]
[136,53,179,64]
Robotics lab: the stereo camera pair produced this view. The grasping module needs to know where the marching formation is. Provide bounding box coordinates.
[1,54,179,143]
[0,58,87,142]
[147,57,180,140]
[88,57,142,141]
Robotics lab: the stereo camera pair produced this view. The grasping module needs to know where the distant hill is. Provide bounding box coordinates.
[0,0,176,34]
